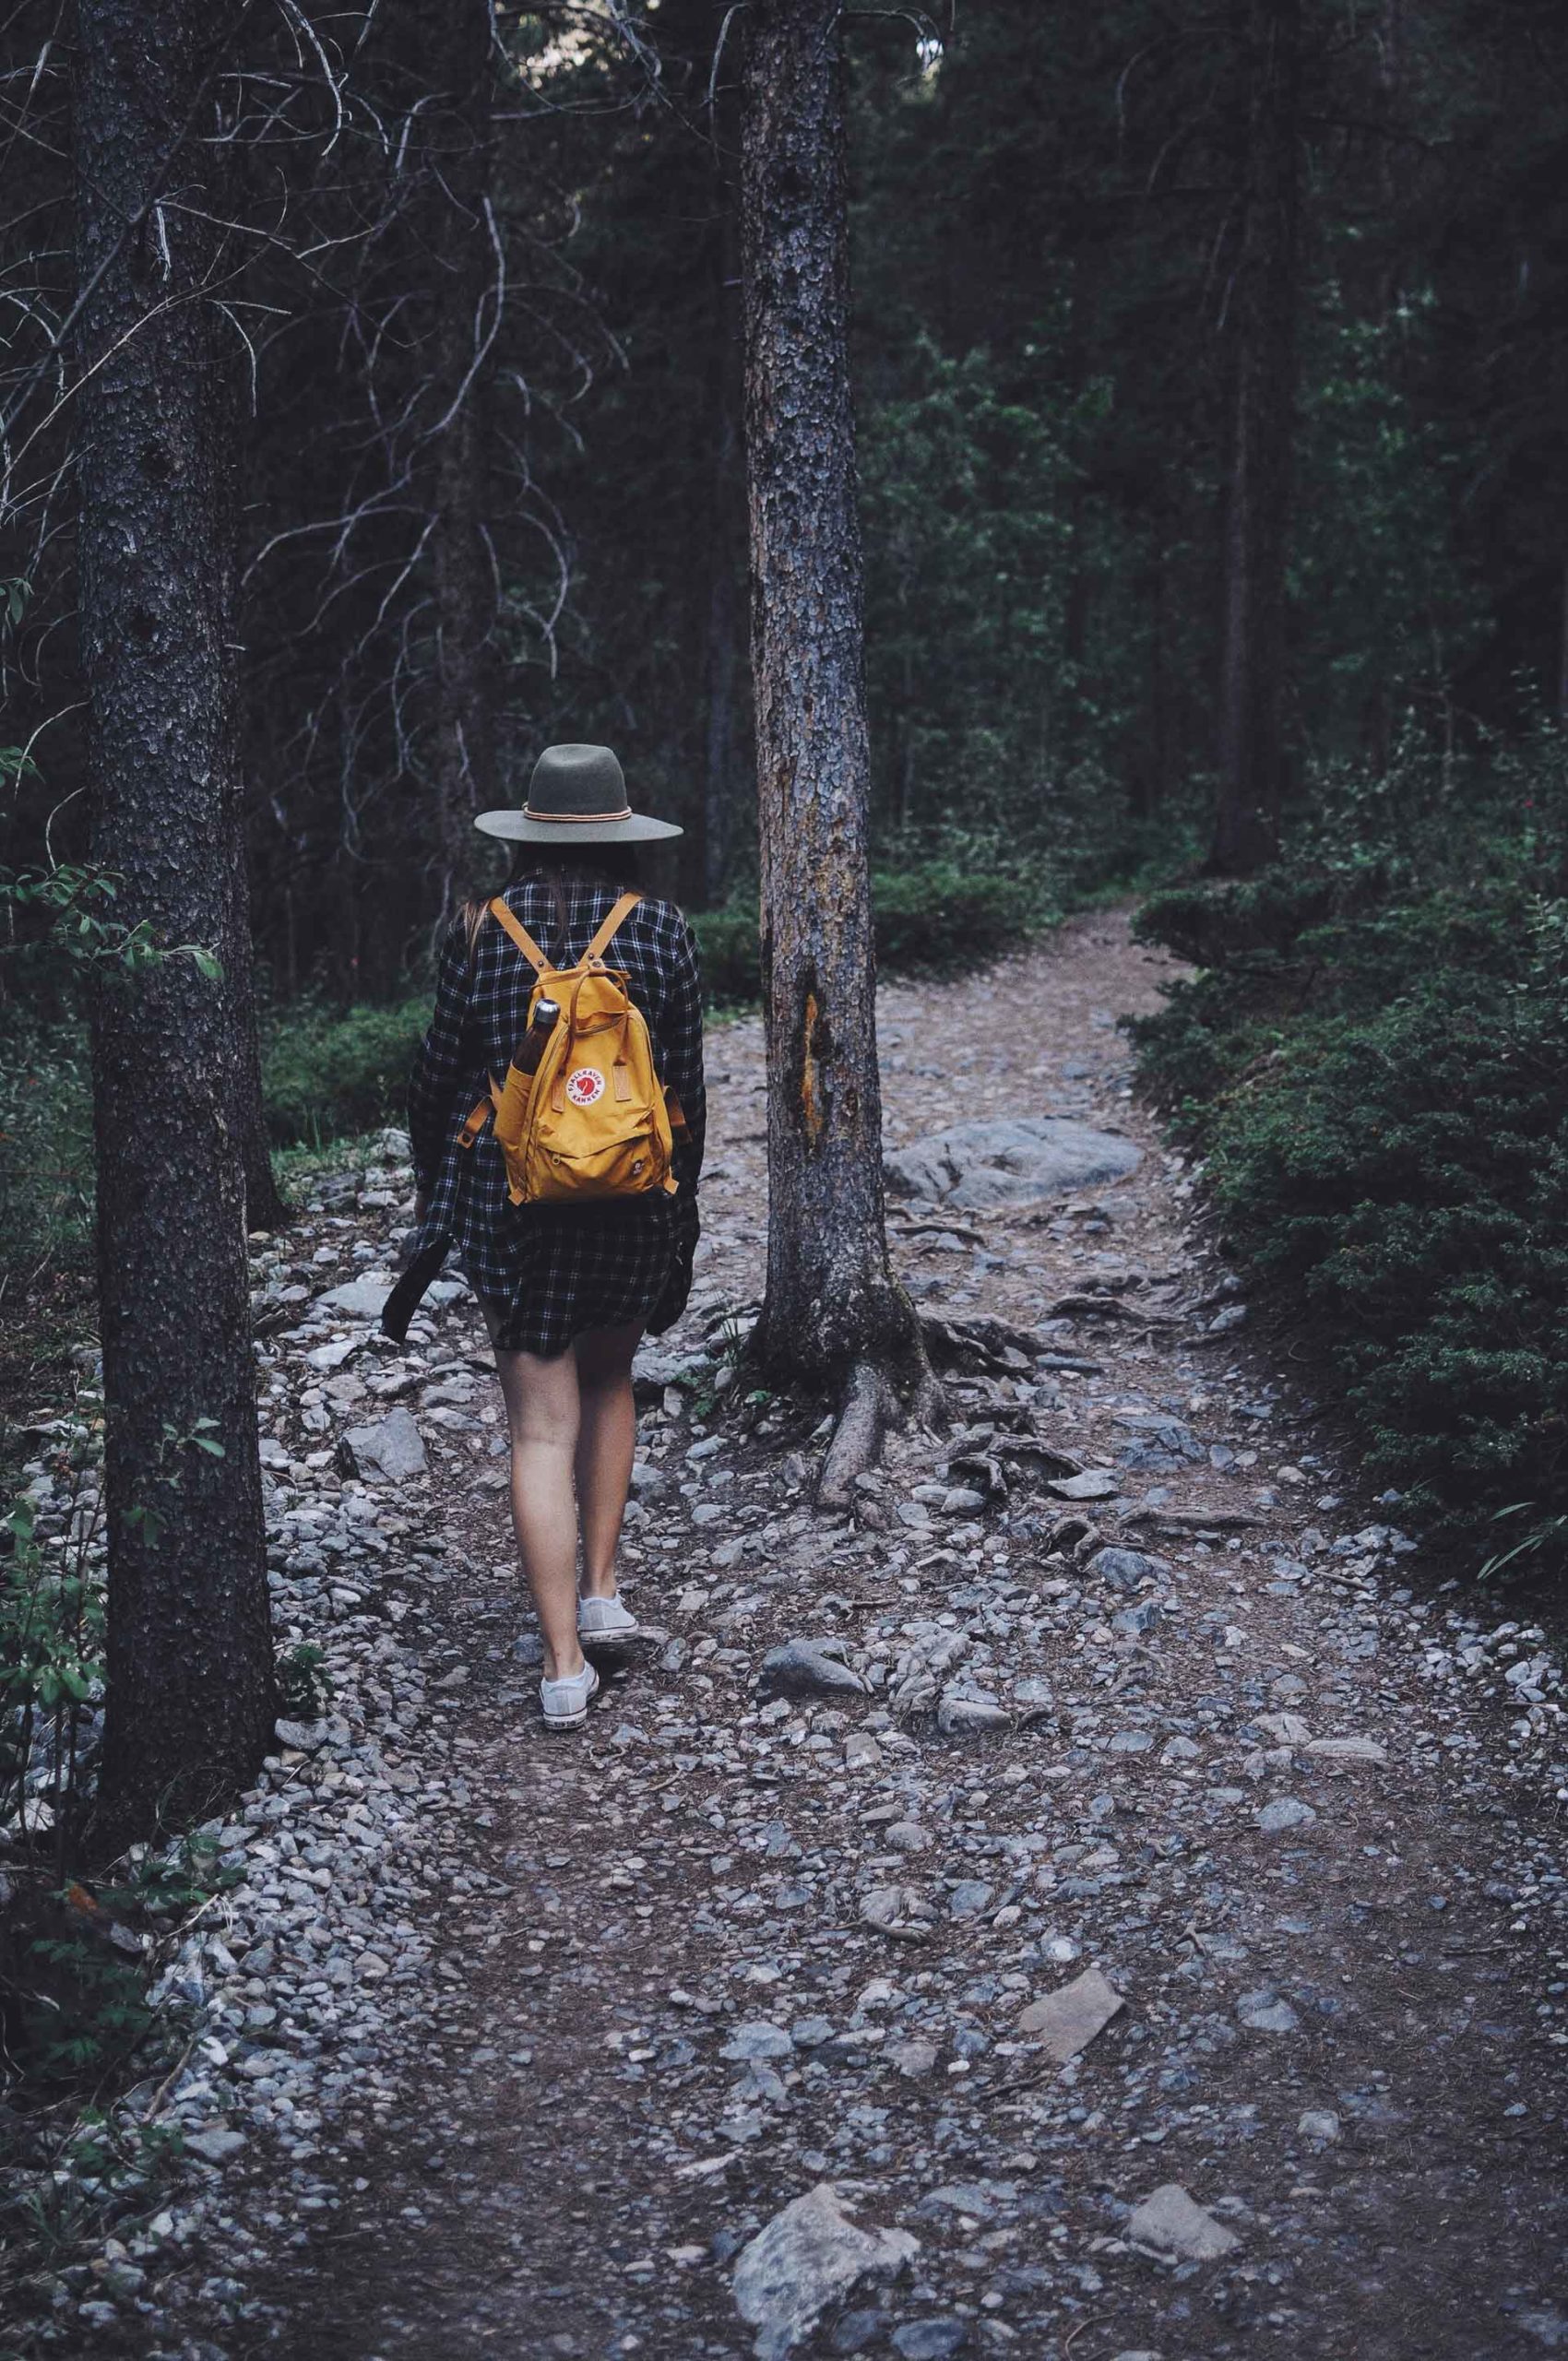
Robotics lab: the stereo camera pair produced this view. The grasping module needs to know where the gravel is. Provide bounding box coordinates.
[11,926,1568,2360]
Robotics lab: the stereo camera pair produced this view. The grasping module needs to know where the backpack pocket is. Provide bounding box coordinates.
[529,1126,671,1202]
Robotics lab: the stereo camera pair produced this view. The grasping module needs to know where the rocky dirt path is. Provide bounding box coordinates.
[38,911,1568,2361]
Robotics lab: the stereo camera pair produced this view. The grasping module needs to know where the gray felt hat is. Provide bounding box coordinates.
[474,743,682,844]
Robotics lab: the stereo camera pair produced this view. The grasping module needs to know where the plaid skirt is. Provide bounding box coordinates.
[464,1189,699,1357]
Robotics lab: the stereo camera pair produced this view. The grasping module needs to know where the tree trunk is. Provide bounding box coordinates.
[701,194,746,908]
[738,0,938,1497]
[76,0,275,1837]
[430,0,499,932]
[1210,0,1301,875]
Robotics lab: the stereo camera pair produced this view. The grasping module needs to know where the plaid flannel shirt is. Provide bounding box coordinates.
[407,881,706,1348]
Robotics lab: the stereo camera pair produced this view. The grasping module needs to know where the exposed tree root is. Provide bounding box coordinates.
[814,1338,947,1510]
[920,1311,1045,1374]
[817,1359,899,1508]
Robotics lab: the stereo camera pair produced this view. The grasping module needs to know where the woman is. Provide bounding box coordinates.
[406,744,706,1730]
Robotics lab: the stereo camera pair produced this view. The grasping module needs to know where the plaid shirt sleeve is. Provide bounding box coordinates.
[408,920,475,1196]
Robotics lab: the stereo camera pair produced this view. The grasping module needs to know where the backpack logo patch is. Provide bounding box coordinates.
[565,1066,606,1109]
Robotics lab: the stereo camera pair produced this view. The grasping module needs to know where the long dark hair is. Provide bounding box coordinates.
[460,844,647,965]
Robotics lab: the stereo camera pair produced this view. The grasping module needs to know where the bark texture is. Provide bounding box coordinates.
[77,0,275,1833]
[1211,0,1301,875]
[739,0,935,1481]
[701,180,747,907]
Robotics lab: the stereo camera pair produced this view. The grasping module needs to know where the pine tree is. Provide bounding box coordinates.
[75,0,275,1833]
[738,0,938,1500]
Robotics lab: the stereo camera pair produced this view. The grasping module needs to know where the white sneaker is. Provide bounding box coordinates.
[578,1594,639,1643]
[540,1661,600,1730]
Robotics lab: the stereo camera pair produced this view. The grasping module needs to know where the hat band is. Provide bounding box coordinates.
[522,804,634,824]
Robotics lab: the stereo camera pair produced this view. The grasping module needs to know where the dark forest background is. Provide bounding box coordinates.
[9,0,1568,1560]
[6,0,1567,982]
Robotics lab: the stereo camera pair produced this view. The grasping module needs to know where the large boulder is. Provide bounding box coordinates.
[884,1117,1140,1210]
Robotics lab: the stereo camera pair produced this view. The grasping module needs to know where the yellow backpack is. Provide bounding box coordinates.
[455,890,683,1206]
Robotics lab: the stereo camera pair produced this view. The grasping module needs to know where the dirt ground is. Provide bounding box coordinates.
[142,914,1568,2357]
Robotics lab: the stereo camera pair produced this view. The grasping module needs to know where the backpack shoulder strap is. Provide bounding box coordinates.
[585,890,643,966]
[488,895,550,978]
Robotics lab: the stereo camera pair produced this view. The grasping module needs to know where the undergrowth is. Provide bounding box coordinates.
[1131,724,1568,1574]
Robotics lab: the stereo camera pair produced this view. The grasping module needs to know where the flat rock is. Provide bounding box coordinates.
[1087,1545,1161,1593]
[305,1335,362,1371]
[1255,1711,1311,1744]
[1017,1964,1126,2062]
[184,2126,247,2164]
[936,1689,1012,1737]
[339,1407,427,1483]
[315,1273,394,1320]
[1127,2183,1241,2263]
[758,1639,867,1703]
[1304,1735,1386,1765]
[1298,2108,1341,2143]
[632,1342,713,1398]
[1254,1797,1316,1834]
[891,2325,968,2359]
[722,2021,794,2062]
[273,1719,329,1752]
[732,2183,919,2360]
[861,1884,932,1940]
[1048,1468,1123,1501]
[885,1117,1140,1211]
[1237,1988,1301,2034]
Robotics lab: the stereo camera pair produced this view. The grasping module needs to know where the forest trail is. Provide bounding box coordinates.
[139,912,1568,2361]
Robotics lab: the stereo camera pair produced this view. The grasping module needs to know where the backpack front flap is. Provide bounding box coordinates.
[521,966,674,1203]
[481,891,675,1205]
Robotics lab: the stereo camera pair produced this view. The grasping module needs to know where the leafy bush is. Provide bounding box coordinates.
[689,908,761,1006]
[277,1641,332,1719]
[873,859,1051,969]
[1132,730,1568,1563]
[0,1021,95,1283]
[694,857,1057,1004]
[1,1489,104,1855]
[262,995,428,1146]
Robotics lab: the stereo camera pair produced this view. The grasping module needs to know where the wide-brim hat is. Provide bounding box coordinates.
[474,743,681,844]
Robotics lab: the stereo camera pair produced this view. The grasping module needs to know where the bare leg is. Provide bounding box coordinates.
[574,1322,643,1600]
[491,1333,584,1683]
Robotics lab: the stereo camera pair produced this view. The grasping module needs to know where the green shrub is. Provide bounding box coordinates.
[690,908,761,1006]
[0,1022,95,1281]
[0,1483,103,1855]
[873,859,1051,970]
[277,1641,332,1719]
[1132,735,1568,1563]
[262,996,428,1146]
[692,859,1056,1003]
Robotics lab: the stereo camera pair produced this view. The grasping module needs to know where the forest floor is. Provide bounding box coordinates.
[20,909,1568,2361]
